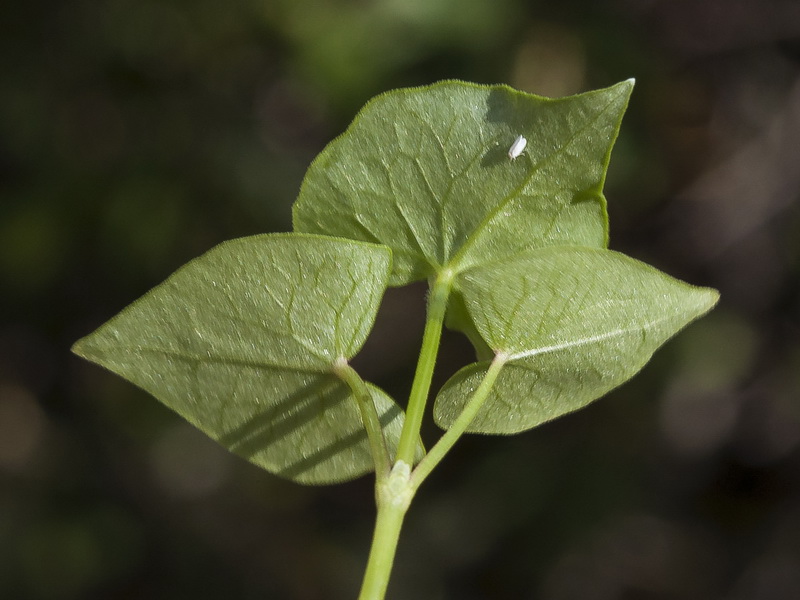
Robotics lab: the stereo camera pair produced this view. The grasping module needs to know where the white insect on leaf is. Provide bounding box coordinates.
[508,134,527,160]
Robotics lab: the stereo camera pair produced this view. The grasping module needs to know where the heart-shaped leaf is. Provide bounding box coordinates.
[293,79,633,286]
[434,247,719,434]
[73,233,409,484]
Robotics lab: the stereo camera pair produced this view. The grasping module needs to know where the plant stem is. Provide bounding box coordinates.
[357,354,506,598]
[358,505,406,600]
[395,270,454,465]
[358,461,414,600]
[411,353,507,488]
[334,359,391,481]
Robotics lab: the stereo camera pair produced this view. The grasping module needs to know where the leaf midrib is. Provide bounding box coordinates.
[505,312,679,362]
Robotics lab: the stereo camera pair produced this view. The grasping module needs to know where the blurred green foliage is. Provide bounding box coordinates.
[2,0,800,598]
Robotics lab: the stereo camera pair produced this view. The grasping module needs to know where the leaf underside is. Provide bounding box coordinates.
[74,79,721,485]
[293,79,634,287]
[434,247,720,434]
[73,233,411,484]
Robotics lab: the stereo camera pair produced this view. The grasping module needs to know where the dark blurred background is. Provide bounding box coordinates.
[2,0,800,598]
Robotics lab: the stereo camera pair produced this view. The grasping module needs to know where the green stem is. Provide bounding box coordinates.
[358,461,414,600]
[357,271,453,598]
[334,359,391,481]
[357,354,506,598]
[411,353,507,488]
[395,270,454,465]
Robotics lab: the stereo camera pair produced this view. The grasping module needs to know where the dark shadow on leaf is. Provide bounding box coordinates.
[220,373,346,458]
[485,88,529,130]
[571,187,603,206]
[219,374,406,482]
[278,401,403,481]
[479,143,512,168]
[481,89,538,168]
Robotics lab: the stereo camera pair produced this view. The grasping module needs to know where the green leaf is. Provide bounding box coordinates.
[73,233,408,484]
[293,79,633,286]
[444,290,494,362]
[434,247,719,434]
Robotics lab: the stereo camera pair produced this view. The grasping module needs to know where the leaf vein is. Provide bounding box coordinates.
[450,93,621,271]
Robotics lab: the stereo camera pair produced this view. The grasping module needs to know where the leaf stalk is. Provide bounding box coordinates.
[395,270,454,465]
[411,352,507,488]
[334,358,392,481]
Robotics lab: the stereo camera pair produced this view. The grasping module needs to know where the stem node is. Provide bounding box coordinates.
[378,460,414,511]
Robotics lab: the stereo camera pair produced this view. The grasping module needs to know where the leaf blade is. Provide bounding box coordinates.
[293,79,633,285]
[434,246,719,434]
[73,233,408,484]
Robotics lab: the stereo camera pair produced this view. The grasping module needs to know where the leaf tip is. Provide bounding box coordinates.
[701,287,721,311]
[71,336,107,368]
[71,337,89,359]
[685,285,720,324]
[612,78,636,100]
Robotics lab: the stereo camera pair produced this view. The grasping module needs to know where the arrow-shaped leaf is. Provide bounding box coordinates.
[434,246,719,434]
[73,233,409,484]
[293,79,633,286]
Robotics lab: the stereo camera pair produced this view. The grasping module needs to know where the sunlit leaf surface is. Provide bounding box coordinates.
[73,233,406,484]
[293,79,633,286]
[434,247,719,434]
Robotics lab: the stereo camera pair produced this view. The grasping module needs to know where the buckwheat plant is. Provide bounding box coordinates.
[73,80,719,599]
